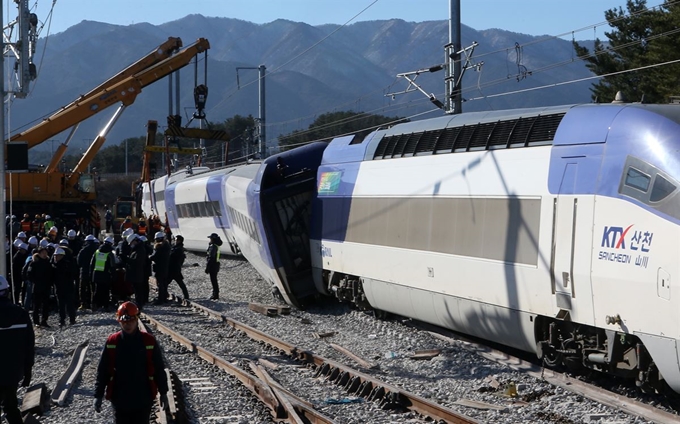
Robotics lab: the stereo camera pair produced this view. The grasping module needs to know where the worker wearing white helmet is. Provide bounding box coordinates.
[76,234,99,310]
[16,231,26,241]
[0,274,34,424]
[67,229,77,239]
[52,247,76,326]
[11,242,31,304]
[27,236,38,248]
[150,231,171,304]
[91,235,116,311]
[116,229,135,265]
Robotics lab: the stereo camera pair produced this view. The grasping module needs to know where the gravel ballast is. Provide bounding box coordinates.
[26,252,671,423]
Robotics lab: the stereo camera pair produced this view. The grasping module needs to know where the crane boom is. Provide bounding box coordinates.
[9,38,209,149]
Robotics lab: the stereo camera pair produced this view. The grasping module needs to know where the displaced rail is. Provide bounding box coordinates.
[50,340,89,407]
[146,294,479,424]
[138,319,186,424]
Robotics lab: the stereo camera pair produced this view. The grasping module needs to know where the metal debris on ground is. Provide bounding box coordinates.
[408,349,441,360]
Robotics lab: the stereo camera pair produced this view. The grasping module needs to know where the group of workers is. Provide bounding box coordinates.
[0,277,169,424]
[0,229,226,423]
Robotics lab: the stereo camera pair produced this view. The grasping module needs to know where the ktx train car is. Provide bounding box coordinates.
[303,103,680,393]
[149,143,327,307]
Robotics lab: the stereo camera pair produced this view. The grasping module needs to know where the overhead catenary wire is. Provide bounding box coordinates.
[209,0,381,112]
[266,0,675,142]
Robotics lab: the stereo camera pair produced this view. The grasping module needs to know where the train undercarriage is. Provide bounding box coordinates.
[323,270,667,394]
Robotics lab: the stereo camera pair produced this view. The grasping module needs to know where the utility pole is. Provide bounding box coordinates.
[0,0,38,276]
[446,0,462,114]
[236,65,267,159]
[0,1,6,277]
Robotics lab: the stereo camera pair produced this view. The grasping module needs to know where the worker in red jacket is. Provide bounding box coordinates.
[93,301,168,423]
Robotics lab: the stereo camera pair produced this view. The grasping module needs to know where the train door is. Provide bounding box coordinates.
[551,161,596,324]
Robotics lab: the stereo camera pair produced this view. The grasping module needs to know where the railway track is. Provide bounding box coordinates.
[414,322,680,424]
[141,295,480,424]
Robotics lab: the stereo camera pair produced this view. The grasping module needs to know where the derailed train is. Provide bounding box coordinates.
[144,103,680,393]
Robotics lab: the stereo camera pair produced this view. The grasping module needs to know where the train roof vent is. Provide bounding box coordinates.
[526,113,565,144]
[371,112,565,160]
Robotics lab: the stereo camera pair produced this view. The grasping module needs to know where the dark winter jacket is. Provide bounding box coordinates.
[94,329,168,411]
[125,242,147,283]
[51,256,74,290]
[90,243,116,284]
[77,240,98,281]
[0,296,34,386]
[168,242,185,276]
[12,249,29,288]
[27,254,52,290]
[206,243,220,273]
[149,240,170,279]
[116,240,131,267]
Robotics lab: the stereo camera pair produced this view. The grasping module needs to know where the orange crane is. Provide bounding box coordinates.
[5,37,210,232]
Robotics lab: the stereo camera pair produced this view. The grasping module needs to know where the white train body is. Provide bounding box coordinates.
[311,104,680,393]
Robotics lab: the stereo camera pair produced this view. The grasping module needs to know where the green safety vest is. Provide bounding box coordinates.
[44,220,55,230]
[94,251,109,272]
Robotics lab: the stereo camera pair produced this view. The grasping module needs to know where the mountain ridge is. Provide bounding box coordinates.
[13,15,594,156]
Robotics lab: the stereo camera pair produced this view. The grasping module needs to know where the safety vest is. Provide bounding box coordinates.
[104,331,158,400]
[122,221,134,230]
[137,224,147,235]
[31,220,40,234]
[21,220,31,232]
[94,251,109,271]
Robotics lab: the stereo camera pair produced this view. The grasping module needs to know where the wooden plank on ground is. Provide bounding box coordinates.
[248,303,277,317]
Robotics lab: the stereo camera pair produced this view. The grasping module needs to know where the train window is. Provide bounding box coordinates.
[650,174,676,202]
[624,168,650,192]
[212,201,221,217]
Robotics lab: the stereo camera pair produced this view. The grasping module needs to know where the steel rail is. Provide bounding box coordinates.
[141,312,336,424]
[165,294,479,424]
[420,323,680,424]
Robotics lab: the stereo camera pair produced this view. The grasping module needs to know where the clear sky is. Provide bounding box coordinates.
[21,0,666,40]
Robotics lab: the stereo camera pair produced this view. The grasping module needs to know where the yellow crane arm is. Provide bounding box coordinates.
[9,38,209,149]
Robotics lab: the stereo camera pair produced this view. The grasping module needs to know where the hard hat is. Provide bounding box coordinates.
[139,235,147,242]
[17,231,26,239]
[0,275,9,292]
[54,247,66,256]
[154,231,164,240]
[39,239,49,248]
[122,228,134,238]
[19,243,29,251]
[28,236,38,246]
[126,233,138,244]
[67,229,77,239]
[49,226,58,234]
[13,239,22,248]
[45,215,51,219]
[59,239,69,247]
[104,236,114,245]
[116,301,139,322]
[85,234,96,242]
